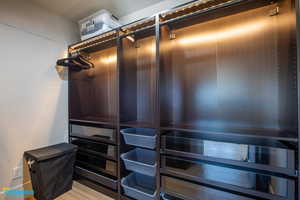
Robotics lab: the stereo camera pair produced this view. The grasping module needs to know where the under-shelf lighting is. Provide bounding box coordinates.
[101,55,117,64]
[178,20,267,45]
[161,0,230,21]
[69,30,117,53]
[147,44,156,54]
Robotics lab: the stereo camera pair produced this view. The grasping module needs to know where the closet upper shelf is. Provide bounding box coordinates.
[69,30,118,54]
[160,0,273,22]
[120,17,155,37]
[67,0,275,54]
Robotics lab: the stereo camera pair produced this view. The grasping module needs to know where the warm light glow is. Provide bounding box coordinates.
[147,43,156,54]
[101,55,117,64]
[178,20,267,45]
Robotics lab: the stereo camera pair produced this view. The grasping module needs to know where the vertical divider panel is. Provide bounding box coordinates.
[68,48,72,144]
[116,28,122,199]
[155,14,161,200]
[296,0,300,198]
[68,46,72,143]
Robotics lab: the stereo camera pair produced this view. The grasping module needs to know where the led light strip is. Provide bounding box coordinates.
[121,18,154,31]
[70,30,117,52]
[121,18,155,35]
[161,0,235,21]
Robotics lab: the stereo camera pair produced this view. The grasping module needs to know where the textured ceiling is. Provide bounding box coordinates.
[31,0,162,22]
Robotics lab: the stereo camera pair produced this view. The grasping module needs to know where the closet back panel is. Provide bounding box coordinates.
[120,32,156,127]
[160,3,297,136]
[70,46,117,124]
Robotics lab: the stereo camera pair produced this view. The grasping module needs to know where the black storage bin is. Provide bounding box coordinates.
[24,143,78,200]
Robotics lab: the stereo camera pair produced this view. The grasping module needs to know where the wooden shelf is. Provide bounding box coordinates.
[70,135,117,146]
[161,149,297,178]
[74,166,118,191]
[120,121,156,129]
[69,118,116,127]
[160,169,289,200]
[77,148,117,162]
[160,123,298,143]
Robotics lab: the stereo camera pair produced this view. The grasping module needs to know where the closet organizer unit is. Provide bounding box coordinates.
[66,0,299,199]
[119,18,159,200]
[68,31,119,199]
[159,0,298,200]
[119,17,157,128]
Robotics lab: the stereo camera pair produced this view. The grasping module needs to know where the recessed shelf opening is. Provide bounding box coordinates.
[119,27,157,128]
[159,2,298,141]
[69,39,118,126]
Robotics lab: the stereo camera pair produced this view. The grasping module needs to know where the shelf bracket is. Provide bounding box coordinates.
[169,32,176,40]
[269,6,279,16]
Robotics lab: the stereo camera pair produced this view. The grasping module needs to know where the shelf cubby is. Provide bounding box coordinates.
[69,33,118,126]
[119,19,157,128]
[161,155,295,200]
[159,1,298,142]
[160,130,297,177]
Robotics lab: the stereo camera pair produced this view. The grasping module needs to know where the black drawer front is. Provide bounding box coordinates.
[71,138,116,160]
[161,132,295,175]
[76,152,117,177]
[161,156,294,199]
[161,176,255,200]
[70,124,116,143]
[75,166,118,190]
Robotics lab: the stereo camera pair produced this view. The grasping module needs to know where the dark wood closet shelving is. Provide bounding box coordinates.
[160,169,291,200]
[70,135,117,146]
[120,121,156,128]
[69,118,116,126]
[119,26,157,129]
[67,0,300,199]
[160,125,298,142]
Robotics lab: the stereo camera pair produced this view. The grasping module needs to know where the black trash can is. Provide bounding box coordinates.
[24,143,78,200]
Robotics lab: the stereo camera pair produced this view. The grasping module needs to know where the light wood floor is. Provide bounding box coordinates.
[55,182,113,200]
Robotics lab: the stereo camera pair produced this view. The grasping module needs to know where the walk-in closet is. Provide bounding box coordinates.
[66,0,300,199]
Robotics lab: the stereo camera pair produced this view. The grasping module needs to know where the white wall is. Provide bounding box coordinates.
[119,0,193,25]
[0,0,79,198]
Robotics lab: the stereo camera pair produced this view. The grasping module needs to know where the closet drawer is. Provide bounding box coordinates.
[161,176,255,200]
[70,124,116,144]
[71,138,116,160]
[161,132,295,175]
[161,156,294,199]
[75,166,118,190]
[76,151,117,177]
